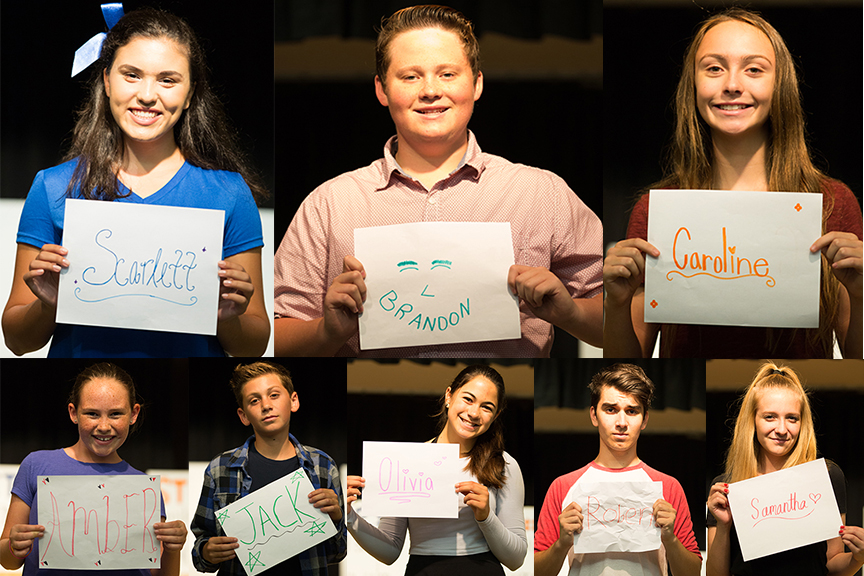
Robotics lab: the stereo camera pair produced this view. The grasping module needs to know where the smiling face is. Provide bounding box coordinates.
[68,377,140,464]
[444,376,499,448]
[754,387,801,469]
[375,27,482,152]
[104,36,193,151]
[695,20,775,141]
[590,385,648,463]
[237,374,299,438]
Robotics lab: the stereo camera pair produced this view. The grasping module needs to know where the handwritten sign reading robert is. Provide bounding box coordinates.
[354,222,520,350]
[645,190,822,328]
[217,469,337,576]
[565,481,662,554]
[57,199,224,335]
[361,441,461,519]
[726,458,841,561]
[37,474,161,569]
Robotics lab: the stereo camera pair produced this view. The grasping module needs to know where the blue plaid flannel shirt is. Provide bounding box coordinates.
[191,434,347,575]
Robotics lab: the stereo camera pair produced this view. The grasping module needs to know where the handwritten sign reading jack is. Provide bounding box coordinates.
[565,481,662,554]
[361,441,461,519]
[57,199,224,335]
[217,469,337,576]
[354,222,521,350]
[36,474,161,569]
[645,190,822,328]
[726,459,841,561]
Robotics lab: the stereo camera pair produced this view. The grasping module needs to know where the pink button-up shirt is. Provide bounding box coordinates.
[274,132,602,357]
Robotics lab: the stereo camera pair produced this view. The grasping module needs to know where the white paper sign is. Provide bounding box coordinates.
[726,458,842,561]
[217,469,337,576]
[354,222,521,350]
[37,474,161,569]
[57,199,224,335]
[566,481,662,553]
[645,190,822,328]
[361,441,461,518]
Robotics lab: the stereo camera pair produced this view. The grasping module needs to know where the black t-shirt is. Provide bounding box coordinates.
[706,460,847,576]
[247,441,303,575]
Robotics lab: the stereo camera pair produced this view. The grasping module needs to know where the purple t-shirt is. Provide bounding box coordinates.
[11,449,167,576]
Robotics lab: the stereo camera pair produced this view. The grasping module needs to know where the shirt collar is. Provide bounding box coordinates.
[376,130,485,190]
[231,434,315,471]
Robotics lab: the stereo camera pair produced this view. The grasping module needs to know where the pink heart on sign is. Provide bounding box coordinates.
[809,493,821,504]
[419,472,424,476]
[434,461,442,466]
[403,469,409,474]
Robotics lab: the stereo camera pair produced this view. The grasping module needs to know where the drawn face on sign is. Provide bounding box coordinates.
[237,374,299,438]
[67,377,141,464]
[754,387,800,466]
[590,386,648,457]
[444,376,499,447]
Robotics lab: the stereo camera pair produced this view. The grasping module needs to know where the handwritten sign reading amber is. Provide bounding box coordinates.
[645,190,821,328]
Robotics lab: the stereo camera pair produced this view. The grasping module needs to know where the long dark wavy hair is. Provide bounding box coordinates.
[64,7,268,203]
[434,365,507,490]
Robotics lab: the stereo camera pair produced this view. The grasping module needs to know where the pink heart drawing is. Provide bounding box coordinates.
[809,493,821,504]
[402,469,409,474]
[419,472,424,476]
[442,456,447,460]
[434,461,442,466]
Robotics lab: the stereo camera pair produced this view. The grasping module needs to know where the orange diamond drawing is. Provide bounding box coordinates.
[650,300,658,308]
[794,203,802,212]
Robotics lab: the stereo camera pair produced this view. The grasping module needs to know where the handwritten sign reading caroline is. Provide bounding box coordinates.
[57,199,224,335]
[361,441,461,518]
[566,481,662,554]
[354,222,521,350]
[217,469,337,576]
[645,190,821,328]
[726,459,841,561]
[36,474,161,569]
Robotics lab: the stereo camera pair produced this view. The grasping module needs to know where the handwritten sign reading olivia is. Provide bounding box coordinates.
[361,441,461,518]
[217,469,337,576]
[645,190,822,328]
[354,222,520,350]
[57,199,224,335]
[726,458,841,561]
[565,481,662,554]
[37,474,161,569]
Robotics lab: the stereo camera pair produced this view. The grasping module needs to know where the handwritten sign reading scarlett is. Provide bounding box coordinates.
[37,474,161,569]
[565,481,662,554]
[361,441,461,518]
[217,469,336,576]
[726,458,841,561]
[645,190,822,328]
[57,199,224,335]
[354,222,521,350]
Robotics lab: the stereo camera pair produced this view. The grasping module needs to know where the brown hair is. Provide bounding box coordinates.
[68,362,142,433]
[434,365,507,490]
[588,364,655,414]
[376,5,481,86]
[229,362,294,407]
[653,7,839,356]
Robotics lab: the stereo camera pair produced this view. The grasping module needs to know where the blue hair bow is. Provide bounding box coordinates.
[71,3,125,77]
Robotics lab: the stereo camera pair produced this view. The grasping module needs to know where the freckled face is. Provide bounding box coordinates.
[445,377,499,444]
[590,386,647,455]
[754,388,801,462]
[695,20,775,140]
[103,37,193,148]
[68,378,140,463]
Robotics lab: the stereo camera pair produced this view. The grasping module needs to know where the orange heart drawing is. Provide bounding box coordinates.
[729,246,736,254]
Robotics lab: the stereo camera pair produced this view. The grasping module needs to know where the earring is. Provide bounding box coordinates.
[445,403,450,409]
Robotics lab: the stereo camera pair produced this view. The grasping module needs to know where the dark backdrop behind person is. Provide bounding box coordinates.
[187,358,348,468]
[706,360,864,575]
[534,358,707,550]
[603,2,862,247]
[0,0,275,208]
[0,358,189,470]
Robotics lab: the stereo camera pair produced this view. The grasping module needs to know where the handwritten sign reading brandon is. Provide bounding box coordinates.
[57,199,224,335]
[566,481,662,554]
[37,474,161,569]
[645,190,821,328]
[217,469,337,576]
[354,222,520,350]
[726,458,842,561]
[361,441,461,519]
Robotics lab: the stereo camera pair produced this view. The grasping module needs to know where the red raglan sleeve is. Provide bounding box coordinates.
[535,473,573,552]
[664,476,702,558]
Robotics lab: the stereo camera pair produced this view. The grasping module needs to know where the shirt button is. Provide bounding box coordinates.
[428,197,437,205]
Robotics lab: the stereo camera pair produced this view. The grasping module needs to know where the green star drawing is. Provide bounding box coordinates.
[289,469,305,482]
[304,520,327,536]
[245,551,265,573]
[216,510,230,524]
